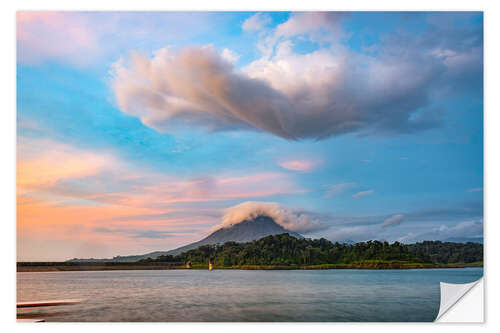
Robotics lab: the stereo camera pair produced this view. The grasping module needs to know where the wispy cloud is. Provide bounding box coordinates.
[17,12,99,66]
[93,227,199,239]
[397,219,483,243]
[278,159,319,172]
[324,182,357,198]
[352,190,375,198]
[96,210,221,223]
[17,139,118,194]
[17,11,215,66]
[381,214,404,228]
[242,13,271,32]
[17,139,306,209]
[307,203,482,230]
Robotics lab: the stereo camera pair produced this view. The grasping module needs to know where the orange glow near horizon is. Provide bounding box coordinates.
[16,140,305,261]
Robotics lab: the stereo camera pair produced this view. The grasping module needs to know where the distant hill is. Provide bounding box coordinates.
[68,216,303,262]
[443,237,483,244]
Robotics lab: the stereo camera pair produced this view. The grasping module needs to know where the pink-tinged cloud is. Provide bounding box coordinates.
[17,12,217,67]
[17,12,99,66]
[352,189,375,198]
[18,141,304,208]
[134,172,306,207]
[278,159,319,172]
[381,214,404,228]
[17,147,115,192]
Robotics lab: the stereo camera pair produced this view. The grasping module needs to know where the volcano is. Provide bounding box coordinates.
[70,215,303,262]
[166,215,303,255]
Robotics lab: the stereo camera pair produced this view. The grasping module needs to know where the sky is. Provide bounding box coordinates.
[16,11,483,261]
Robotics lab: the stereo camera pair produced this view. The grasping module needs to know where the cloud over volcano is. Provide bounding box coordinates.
[218,201,328,233]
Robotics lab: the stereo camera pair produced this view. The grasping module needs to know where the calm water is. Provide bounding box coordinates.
[17,268,482,322]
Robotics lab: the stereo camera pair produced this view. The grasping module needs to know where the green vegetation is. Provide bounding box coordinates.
[407,240,483,264]
[156,234,483,268]
[462,261,484,267]
[174,234,429,266]
[136,254,181,263]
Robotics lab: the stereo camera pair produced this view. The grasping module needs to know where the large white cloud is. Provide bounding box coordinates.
[110,44,436,140]
[110,12,482,140]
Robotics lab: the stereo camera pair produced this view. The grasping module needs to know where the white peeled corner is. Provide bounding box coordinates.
[435,278,484,322]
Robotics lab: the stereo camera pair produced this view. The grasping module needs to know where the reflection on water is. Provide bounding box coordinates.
[17,268,483,322]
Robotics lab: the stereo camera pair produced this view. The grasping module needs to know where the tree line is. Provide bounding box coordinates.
[407,240,483,264]
[137,233,483,266]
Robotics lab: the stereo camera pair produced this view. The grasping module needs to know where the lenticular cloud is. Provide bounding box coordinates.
[110,44,443,140]
[109,13,481,140]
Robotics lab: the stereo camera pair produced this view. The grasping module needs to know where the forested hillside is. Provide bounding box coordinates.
[177,234,427,266]
[136,234,481,268]
[407,240,483,264]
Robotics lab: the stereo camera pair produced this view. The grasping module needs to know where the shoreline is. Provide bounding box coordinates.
[17,262,481,272]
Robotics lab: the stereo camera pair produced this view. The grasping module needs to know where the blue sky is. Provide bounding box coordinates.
[17,12,483,260]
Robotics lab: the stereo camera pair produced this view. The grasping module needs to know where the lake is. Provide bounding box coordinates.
[17,267,483,322]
